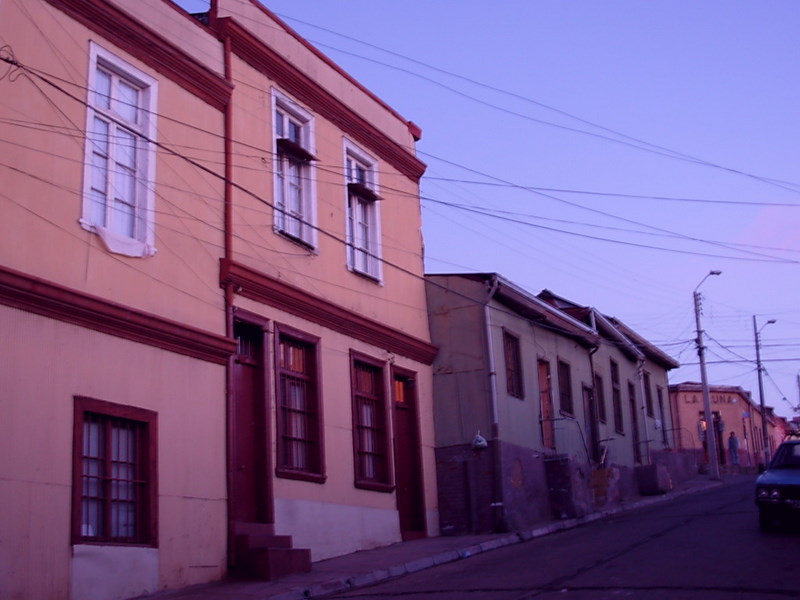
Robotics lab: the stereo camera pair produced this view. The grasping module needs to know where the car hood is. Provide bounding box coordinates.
[757,469,800,486]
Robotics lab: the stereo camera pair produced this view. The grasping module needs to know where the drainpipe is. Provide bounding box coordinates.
[588,345,598,464]
[483,276,505,532]
[221,28,237,566]
[637,360,651,465]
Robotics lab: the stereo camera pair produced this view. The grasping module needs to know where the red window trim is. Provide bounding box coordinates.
[71,396,158,547]
[350,351,394,493]
[274,323,326,484]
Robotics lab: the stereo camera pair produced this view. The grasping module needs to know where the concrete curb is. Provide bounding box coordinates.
[267,478,726,599]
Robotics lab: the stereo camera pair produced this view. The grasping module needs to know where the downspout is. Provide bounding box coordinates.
[221,28,237,566]
[637,360,651,465]
[483,275,505,532]
[588,345,598,464]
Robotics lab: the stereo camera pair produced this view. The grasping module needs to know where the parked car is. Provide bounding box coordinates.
[755,432,800,531]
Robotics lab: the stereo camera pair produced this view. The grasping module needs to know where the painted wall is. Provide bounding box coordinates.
[0,307,227,600]
[0,0,227,334]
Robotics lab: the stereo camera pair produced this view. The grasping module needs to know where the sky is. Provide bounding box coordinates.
[176,1,800,419]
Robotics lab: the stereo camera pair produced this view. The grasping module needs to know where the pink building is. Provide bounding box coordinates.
[668,382,777,468]
[0,1,437,599]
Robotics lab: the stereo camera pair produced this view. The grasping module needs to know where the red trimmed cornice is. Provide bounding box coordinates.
[0,265,236,365]
[220,259,437,365]
[44,0,232,111]
[216,17,426,182]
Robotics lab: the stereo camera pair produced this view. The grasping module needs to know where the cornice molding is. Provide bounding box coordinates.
[0,265,236,365]
[44,0,232,111]
[216,17,426,182]
[220,259,437,365]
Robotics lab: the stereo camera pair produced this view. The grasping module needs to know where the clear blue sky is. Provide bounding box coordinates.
[176,1,800,419]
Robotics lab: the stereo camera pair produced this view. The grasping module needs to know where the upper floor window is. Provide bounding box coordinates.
[273,91,316,247]
[344,141,381,280]
[72,396,157,546]
[81,43,157,257]
[502,330,523,398]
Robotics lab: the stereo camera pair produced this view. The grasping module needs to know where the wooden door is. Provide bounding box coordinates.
[230,320,271,525]
[538,360,555,449]
[392,369,426,540]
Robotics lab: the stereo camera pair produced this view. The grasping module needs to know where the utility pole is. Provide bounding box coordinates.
[754,316,776,466]
[694,271,721,480]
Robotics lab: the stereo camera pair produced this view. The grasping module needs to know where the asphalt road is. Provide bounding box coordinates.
[326,476,799,599]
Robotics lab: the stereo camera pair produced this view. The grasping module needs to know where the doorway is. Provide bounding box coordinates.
[230,319,272,527]
[391,368,426,540]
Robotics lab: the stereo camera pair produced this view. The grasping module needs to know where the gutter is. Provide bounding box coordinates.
[484,275,506,532]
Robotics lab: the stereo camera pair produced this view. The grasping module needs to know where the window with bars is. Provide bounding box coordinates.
[611,359,624,434]
[557,359,573,415]
[350,353,392,491]
[273,91,316,246]
[275,327,324,482]
[344,142,381,280]
[72,397,156,545]
[503,330,524,399]
[81,43,157,258]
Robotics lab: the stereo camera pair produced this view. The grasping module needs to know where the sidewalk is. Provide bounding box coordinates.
[140,474,747,600]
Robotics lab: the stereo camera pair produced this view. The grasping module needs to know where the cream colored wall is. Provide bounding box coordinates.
[218,0,416,150]
[228,53,430,342]
[0,0,226,334]
[0,307,228,600]
[234,297,438,559]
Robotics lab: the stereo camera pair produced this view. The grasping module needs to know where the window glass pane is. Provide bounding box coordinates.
[113,193,135,237]
[275,109,284,137]
[116,129,137,169]
[94,68,111,109]
[116,80,139,123]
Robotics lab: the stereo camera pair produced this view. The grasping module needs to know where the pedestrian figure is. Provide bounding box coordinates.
[728,431,740,466]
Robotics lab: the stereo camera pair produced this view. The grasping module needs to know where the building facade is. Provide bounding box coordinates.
[0,1,437,599]
[426,274,683,536]
[669,382,780,469]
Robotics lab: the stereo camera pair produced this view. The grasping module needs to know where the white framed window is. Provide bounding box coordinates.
[80,43,157,258]
[343,141,381,280]
[272,90,316,247]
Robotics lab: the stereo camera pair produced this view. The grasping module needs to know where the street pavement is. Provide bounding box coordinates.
[138,474,745,600]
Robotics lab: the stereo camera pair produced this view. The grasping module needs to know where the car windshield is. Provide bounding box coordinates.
[769,443,800,469]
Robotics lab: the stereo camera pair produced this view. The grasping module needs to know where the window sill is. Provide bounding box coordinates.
[81,220,156,258]
[348,265,382,285]
[354,480,395,493]
[276,468,327,484]
[276,227,316,252]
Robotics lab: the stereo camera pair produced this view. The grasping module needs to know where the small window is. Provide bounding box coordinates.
[557,359,573,415]
[350,352,392,492]
[275,326,325,482]
[344,141,381,280]
[72,396,157,545]
[503,330,523,398]
[273,90,316,247]
[81,43,158,257]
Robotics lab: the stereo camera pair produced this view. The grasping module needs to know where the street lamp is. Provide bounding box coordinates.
[753,316,776,467]
[694,270,721,480]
